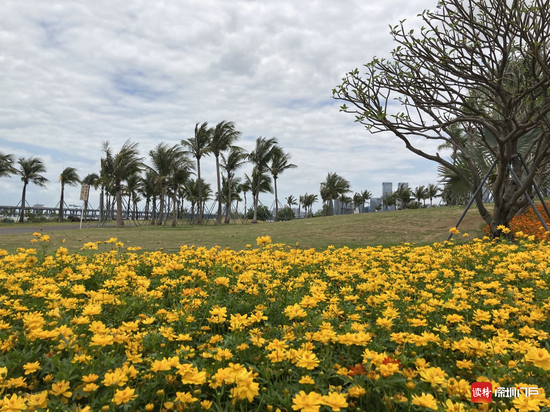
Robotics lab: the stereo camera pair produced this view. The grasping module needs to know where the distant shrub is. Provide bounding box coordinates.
[278,206,295,221]
[246,205,272,221]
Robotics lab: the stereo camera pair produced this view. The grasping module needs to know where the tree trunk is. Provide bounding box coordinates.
[19,182,27,223]
[252,168,261,224]
[99,187,104,223]
[274,177,279,222]
[172,185,178,227]
[116,186,124,228]
[225,174,232,224]
[157,184,165,225]
[216,155,222,225]
[197,158,203,224]
[59,183,65,222]
[151,195,157,225]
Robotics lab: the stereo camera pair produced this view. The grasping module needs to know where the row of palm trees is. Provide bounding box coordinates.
[91,125,299,227]
[0,121,299,227]
[0,153,85,223]
[380,183,440,210]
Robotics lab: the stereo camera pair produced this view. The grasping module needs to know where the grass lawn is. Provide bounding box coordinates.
[0,206,486,253]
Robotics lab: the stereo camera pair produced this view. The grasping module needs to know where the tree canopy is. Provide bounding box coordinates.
[334,0,550,235]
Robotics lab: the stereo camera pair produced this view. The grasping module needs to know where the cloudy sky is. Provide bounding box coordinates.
[0,0,442,211]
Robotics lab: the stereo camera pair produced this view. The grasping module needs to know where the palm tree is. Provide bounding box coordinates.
[413,185,428,207]
[246,167,274,219]
[221,175,243,222]
[241,177,252,220]
[269,151,297,221]
[427,183,439,207]
[102,141,143,228]
[394,186,413,210]
[0,152,16,178]
[319,172,351,216]
[209,121,242,224]
[353,193,363,212]
[382,192,396,211]
[303,193,318,217]
[149,143,186,225]
[183,178,212,224]
[221,147,247,224]
[97,158,113,224]
[286,195,297,208]
[139,170,160,221]
[16,157,49,223]
[339,194,353,214]
[248,137,282,223]
[125,173,142,220]
[182,122,212,224]
[169,157,194,227]
[58,167,81,222]
[361,190,372,212]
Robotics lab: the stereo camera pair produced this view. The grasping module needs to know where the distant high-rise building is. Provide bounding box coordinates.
[382,182,392,196]
[398,182,409,190]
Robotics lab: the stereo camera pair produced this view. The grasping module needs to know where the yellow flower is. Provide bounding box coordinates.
[299,375,315,384]
[27,391,48,410]
[348,385,366,398]
[411,393,438,410]
[444,399,467,412]
[321,392,348,411]
[449,227,460,234]
[524,346,550,370]
[292,391,323,412]
[49,380,72,398]
[419,367,447,386]
[285,304,307,320]
[256,236,272,246]
[83,383,99,392]
[112,387,137,405]
[295,351,320,370]
[23,361,41,375]
[200,400,213,410]
[175,391,198,404]
[0,394,27,412]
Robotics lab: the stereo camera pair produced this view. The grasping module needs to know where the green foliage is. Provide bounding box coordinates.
[246,205,272,221]
[277,206,295,221]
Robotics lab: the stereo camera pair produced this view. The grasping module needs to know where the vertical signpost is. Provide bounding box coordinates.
[79,185,90,230]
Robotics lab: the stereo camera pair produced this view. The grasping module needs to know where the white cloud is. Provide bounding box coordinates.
[0,0,443,210]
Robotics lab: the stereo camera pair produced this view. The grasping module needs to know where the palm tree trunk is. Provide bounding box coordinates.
[197,158,203,224]
[116,186,124,227]
[157,184,165,225]
[19,182,27,223]
[244,192,247,219]
[151,195,157,225]
[252,168,261,224]
[59,183,65,222]
[216,155,222,225]
[225,175,232,224]
[99,187,104,223]
[274,177,279,222]
[172,185,178,227]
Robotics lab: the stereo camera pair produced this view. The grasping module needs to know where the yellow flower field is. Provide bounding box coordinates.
[0,234,549,411]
